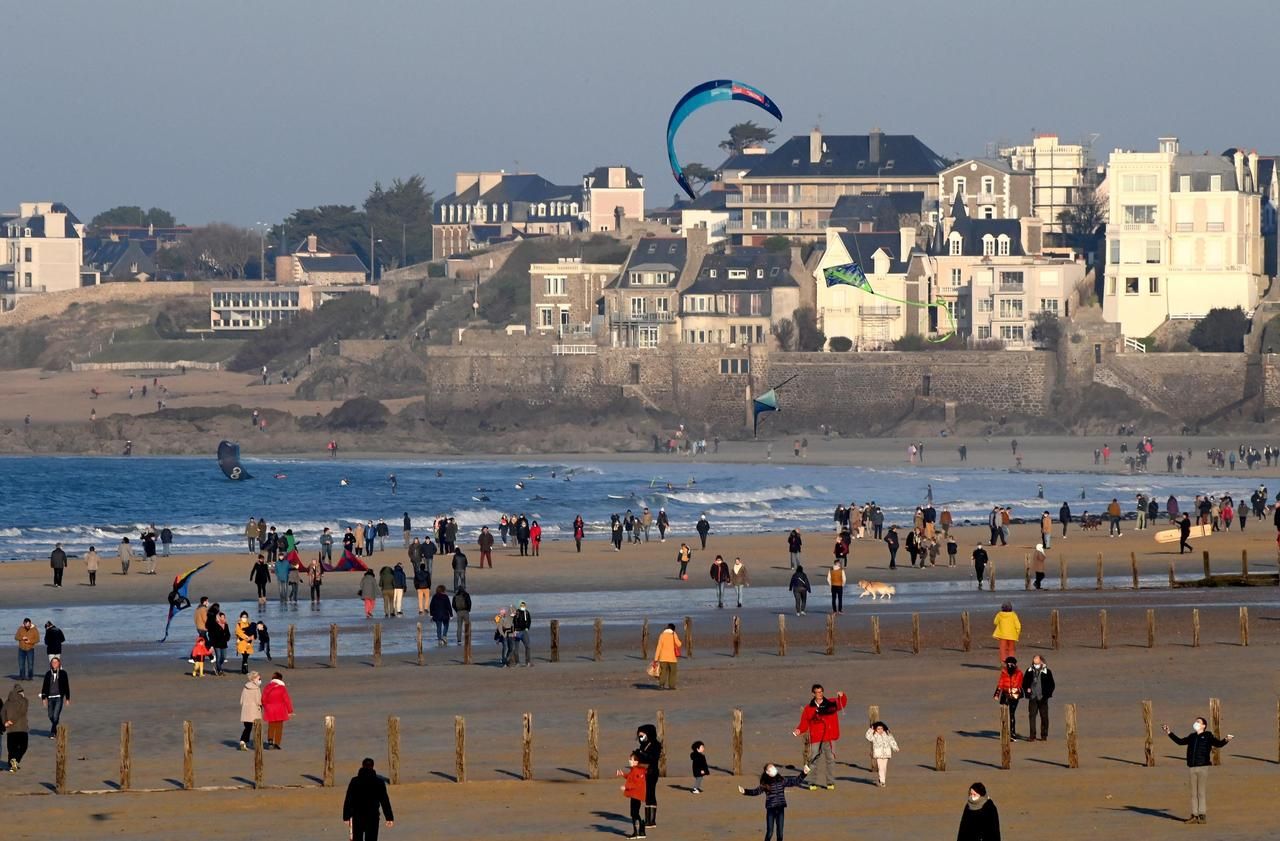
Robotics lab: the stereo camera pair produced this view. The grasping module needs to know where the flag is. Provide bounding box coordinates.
[823,261,873,293]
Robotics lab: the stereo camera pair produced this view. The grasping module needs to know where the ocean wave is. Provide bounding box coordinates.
[666,484,816,506]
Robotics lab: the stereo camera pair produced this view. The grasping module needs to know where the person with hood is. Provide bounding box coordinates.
[160,525,174,556]
[516,516,531,556]
[391,563,407,617]
[512,600,533,666]
[623,510,635,545]
[413,561,432,615]
[235,612,255,674]
[451,548,468,592]
[709,555,731,609]
[696,515,711,549]
[787,530,802,569]
[1167,494,1180,523]
[788,565,811,615]
[865,720,900,787]
[635,724,663,829]
[994,656,1024,741]
[39,657,70,736]
[209,612,231,675]
[572,515,585,552]
[140,527,158,574]
[957,782,1000,841]
[883,526,900,569]
[49,543,67,588]
[675,543,692,581]
[238,671,262,750]
[1163,716,1234,824]
[358,570,378,619]
[274,552,289,604]
[529,520,542,556]
[376,566,395,618]
[992,603,1022,662]
[43,622,65,664]
[429,586,453,646]
[1023,655,1056,741]
[1031,544,1047,590]
[14,619,38,681]
[402,512,412,548]
[84,545,99,586]
[972,543,989,590]
[261,672,293,749]
[792,683,847,790]
[611,515,624,551]
[652,624,682,690]
[657,509,670,542]
[738,761,811,841]
[3,683,29,772]
[250,554,271,607]
[617,749,649,839]
[477,526,494,568]
[1058,501,1071,538]
[451,587,471,644]
[118,536,134,575]
[731,557,751,608]
[343,757,394,840]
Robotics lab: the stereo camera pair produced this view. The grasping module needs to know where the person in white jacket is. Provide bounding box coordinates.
[865,721,900,787]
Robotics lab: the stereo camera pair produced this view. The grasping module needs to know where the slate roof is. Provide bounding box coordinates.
[686,249,799,293]
[584,166,643,189]
[941,157,1014,175]
[828,192,924,228]
[608,237,688,287]
[1172,155,1238,192]
[438,174,583,208]
[717,151,764,174]
[298,254,368,274]
[836,232,911,273]
[4,203,81,238]
[737,134,947,178]
[943,197,1024,256]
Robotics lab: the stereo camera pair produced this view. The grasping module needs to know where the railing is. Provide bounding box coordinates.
[726,193,833,206]
[997,283,1025,293]
[976,193,999,206]
[609,311,675,324]
[725,220,822,233]
[1123,337,1147,353]
[858,305,901,317]
[1123,223,1156,231]
[552,344,598,355]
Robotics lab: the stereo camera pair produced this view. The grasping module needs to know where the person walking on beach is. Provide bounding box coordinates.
[451,587,471,645]
[320,527,334,564]
[287,564,300,605]
[828,560,845,614]
[792,684,847,790]
[787,530,802,569]
[738,761,810,841]
[1058,501,1071,538]
[972,543,989,590]
[245,518,258,554]
[883,525,899,569]
[261,672,293,749]
[635,724,663,829]
[235,612,255,674]
[530,520,542,555]
[43,622,64,665]
[209,612,231,676]
[391,563,406,617]
[84,545,99,586]
[477,526,494,568]
[512,601,533,667]
[710,555,730,609]
[376,519,389,552]
[657,509,669,542]
[731,557,750,608]
[993,602,1021,662]
[160,526,173,557]
[273,551,289,603]
[308,556,323,605]
[696,515,711,549]
[49,544,67,588]
[676,543,692,580]
[402,512,412,548]
[690,740,710,794]
[14,619,38,681]
[343,757,394,841]
[250,555,270,607]
[358,570,378,619]
[957,782,1000,841]
[429,586,452,646]
[1039,511,1052,549]
[1031,544,1047,590]
[3,683,29,771]
[118,536,134,575]
[140,527,158,574]
[1023,655,1055,741]
[413,560,431,615]
[641,508,653,542]
[652,624,682,690]
[789,565,811,615]
[38,658,69,737]
[1163,717,1233,824]
[618,750,649,839]
[451,548,468,592]
[193,597,209,645]
[865,721,899,787]
[1107,498,1123,536]
[994,656,1023,741]
[238,671,262,750]
[573,515,585,552]
[1178,513,1193,554]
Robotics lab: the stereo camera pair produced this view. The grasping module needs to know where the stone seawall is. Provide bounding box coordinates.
[0,281,209,326]
[1098,353,1250,420]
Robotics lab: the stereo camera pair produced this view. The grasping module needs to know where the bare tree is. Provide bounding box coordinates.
[770,318,796,351]
[185,223,259,278]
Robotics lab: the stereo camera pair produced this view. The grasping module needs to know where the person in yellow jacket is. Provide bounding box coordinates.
[235,613,255,675]
[651,624,683,690]
[992,602,1022,663]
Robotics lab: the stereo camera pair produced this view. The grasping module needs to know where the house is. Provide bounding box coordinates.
[938,159,1031,221]
[432,171,584,257]
[528,258,621,338]
[210,283,378,332]
[602,228,709,348]
[582,166,644,232]
[679,249,800,346]
[676,188,733,244]
[722,128,948,245]
[827,192,927,233]
[83,239,156,281]
[1,202,98,306]
[998,134,1097,238]
[1102,138,1265,338]
[274,234,368,285]
[813,227,927,349]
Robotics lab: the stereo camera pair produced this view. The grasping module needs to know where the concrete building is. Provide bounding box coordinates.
[813,227,927,349]
[1102,137,1265,338]
[939,159,1031,221]
[603,228,709,348]
[676,189,732,245]
[209,283,377,331]
[998,134,1094,237]
[273,234,368,285]
[582,166,644,232]
[679,250,801,347]
[432,171,583,257]
[1,202,97,307]
[528,258,621,338]
[722,128,947,246]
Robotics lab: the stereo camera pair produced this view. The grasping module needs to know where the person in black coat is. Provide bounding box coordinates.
[1163,717,1233,823]
[883,526,899,569]
[972,544,989,589]
[1178,514,1193,554]
[957,782,1000,841]
[38,658,71,736]
[250,555,271,604]
[1058,502,1071,538]
[1022,655,1055,741]
[43,622,65,663]
[695,515,711,549]
[635,724,662,828]
[343,757,394,840]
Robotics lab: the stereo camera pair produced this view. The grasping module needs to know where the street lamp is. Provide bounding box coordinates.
[369,227,384,284]
[255,222,273,281]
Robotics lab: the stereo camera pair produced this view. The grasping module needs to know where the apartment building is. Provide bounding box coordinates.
[528,258,621,338]
[581,166,644,232]
[1,202,97,306]
[1102,137,1265,338]
[679,250,800,347]
[209,283,377,331]
[999,134,1095,237]
[939,159,1031,221]
[432,171,584,257]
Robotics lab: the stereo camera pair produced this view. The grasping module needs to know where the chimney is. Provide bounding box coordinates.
[1234,150,1245,191]
[682,225,710,287]
[455,172,479,196]
[869,127,883,165]
[306,233,318,253]
[1248,151,1259,191]
[809,129,823,165]
[899,226,916,261]
[478,171,504,194]
[1157,136,1179,155]
[1020,218,1042,256]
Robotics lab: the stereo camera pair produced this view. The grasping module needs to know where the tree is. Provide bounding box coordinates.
[681,163,718,190]
[1057,184,1107,257]
[719,121,776,155]
[770,318,795,351]
[90,205,177,230]
[364,175,434,268]
[762,235,791,253]
[273,205,369,261]
[180,223,258,278]
[1188,307,1249,352]
[828,336,853,352]
[792,307,825,352]
[1030,311,1062,349]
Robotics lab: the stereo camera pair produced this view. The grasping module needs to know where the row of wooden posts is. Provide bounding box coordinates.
[59,695,1278,795]
[1009,549,1255,592]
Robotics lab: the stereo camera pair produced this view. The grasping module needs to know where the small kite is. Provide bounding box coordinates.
[667,79,782,200]
[323,549,369,572]
[217,440,252,481]
[160,561,212,641]
[823,261,957,342]
[752,374,798,437]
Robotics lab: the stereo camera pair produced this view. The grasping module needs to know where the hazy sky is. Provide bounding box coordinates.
[5,0,1274,225]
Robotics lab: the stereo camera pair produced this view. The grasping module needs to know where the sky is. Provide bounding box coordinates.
[3,0,1274,226]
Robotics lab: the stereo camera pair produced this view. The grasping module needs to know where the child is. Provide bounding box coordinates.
[946,537,958,567]
[739,762,810,841]
[616,750,648,839]
[864,720,900,787]
[190,636,211,677]
[256,622,272,661]
[690,740,709,794]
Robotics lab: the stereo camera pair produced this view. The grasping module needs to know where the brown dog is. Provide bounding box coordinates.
[857,580,895,600]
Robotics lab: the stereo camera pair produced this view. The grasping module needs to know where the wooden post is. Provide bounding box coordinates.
[961,612,971,652]
[387,716,401,785]
[777,614,787,657]
[547,619,557,663]
[253,720,264,788]
[329,623,338,668]
[182,720,194,790]
[640,618,649,661]
[871,615,881,655]
[1024,554,1031,590]
[287,624,296,670]
[1202,549,1211,579]
[1050,610,1060,651]
[1130,552,1139,589]
[1146,609,1156,648]
[1096,553,1104,590]
[868,705,880,762]
[911,613,921,654]
[935,735,946,772]
[1065,703,1079,769]
[373,623,382,667]
[323,716,335,787]
[455,716,466,783]
[988,560,996,591]
[1059,554,1067,590]
[522,712,533,781]
[593,617,603,661]
[1239,607,1249,646]
[587,710,599,780]
[416,622,424,666]
[55,724,68,794]
[1275,698,1279,765]
[656,710,667,777]
[1210,698,1223,766]
[1099,609,1108,650]
[1169,562,1176,588]
[1192,609,1200,648]
[1000,705,1011,769]
[464,619,473,665]
[1142,700,1155,767]
[1242,549,1249,578]
[732,615,741,657]
[683,616,693,659]
[825,613,836,656]
[119,722,132,791]
[732,708,744,776]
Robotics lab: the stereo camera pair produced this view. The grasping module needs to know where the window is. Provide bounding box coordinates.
[949,233,962,256]
[977,297,994,313]
[1145,240,1161,264]
[981,206,995,219]
[749,293,763,315]
[998,271,1023,290]
[23,247,32,261]
[950,267,962,287]
[720,358,750,375]
[544,276,566,296]
[999,325,1025,341]
[977,325,992,339]
[1040,298,1059,314]
[1206,202,1224,232]
[728,269,747,279]
[997,235,1010,256]
[981,176,995,195]
[982,235,994,256]
[708,269,716,278]
[998,299,1023,319]
[630,297,646,315]
[1210,174,1222,192]
[1148,277,1160,294]
[952,176,966,197]
[1109,238,1120,264]
[655,297,670,313]
[639,327,659,348]
[1123,205,1157,224]
[538,306,553,328]
[23,272,32,287]
[1179,175,1190,192]
[1120,174,1158,192]
[1125,277,1140,295]
[1107,277,1116,296]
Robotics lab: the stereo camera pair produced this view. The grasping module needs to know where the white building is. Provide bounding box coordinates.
[813,227,928,349]
[582,166,644,232]
[999,134,1093,237]
[1,202,97,307]
[1102,137,1265,338]
[210,283,377,331]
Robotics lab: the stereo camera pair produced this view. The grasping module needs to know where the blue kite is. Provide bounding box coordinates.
[160,561,212,641]
[667,80,782,200]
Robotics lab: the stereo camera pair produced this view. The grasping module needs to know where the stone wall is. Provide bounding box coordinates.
[1098,353,1250,421]
[0,281,209,326]
[1264,353,1280,415]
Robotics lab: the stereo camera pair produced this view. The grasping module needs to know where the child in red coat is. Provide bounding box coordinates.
[616,750,648,839]
[190,636,212,677]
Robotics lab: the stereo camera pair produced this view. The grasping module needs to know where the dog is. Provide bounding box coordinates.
[857,580,895,600]
[1080,515,1101,532]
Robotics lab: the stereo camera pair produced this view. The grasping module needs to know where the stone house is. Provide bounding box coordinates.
[679,249,801,347]
[939,159,1032,221]
[528,258,621,338]
[582,166,644,232]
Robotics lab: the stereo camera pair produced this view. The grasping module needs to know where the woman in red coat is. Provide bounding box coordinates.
[530,521,542,556]
[993,656,1024,741]
[573,516,585,553]
[261,672,294,749]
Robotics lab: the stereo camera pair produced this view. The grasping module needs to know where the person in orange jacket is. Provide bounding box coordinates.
[791,684,847,790]
[617,750,649,839]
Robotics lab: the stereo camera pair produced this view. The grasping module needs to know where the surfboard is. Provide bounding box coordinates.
[1153,523,1213,543]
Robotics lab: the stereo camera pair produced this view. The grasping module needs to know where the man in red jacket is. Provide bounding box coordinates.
[791,683,847,790]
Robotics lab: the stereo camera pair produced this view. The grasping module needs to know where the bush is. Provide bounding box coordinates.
[1188,307,1249,352]
[326,396,389,430]
[1030,312,1061,349]
[828,336,853,352]
[792,307,825,351]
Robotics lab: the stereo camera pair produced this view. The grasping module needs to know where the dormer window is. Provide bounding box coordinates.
[948,233,962,256]
[647,243,657,254]
[728,269,747,279]
[756,268,764,278]
[982,234,995,256]
[997,234,1010,256]
[708,269,717,278]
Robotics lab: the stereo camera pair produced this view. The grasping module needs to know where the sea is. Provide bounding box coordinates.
[0,454,1269,561]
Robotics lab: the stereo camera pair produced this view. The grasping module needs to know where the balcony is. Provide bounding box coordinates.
[976,192,999,206]
[997,283,1025,294]
[858,305,901,318]
[725,219,825,234]
[609,311,675,325]
[552,344,598,355]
